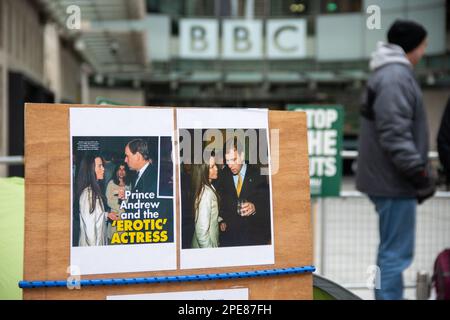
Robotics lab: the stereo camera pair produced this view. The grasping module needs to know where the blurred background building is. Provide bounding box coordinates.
[0,0,449,178]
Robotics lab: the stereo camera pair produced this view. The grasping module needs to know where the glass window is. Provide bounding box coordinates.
[147,0,215,17]
[270,0,313,17]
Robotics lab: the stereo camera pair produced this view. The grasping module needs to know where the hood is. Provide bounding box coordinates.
[369,42,412,71]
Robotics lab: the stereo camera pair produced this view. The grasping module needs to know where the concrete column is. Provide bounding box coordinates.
[81,64,90,104]
[245,0,254,19]
[231,0,239,17]
[43,23,61,103]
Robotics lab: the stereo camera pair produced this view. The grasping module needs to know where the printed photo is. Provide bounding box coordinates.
[72,136,173,247]
[180,129,272,249]
[177,109,274,269]
[70,108,176,275]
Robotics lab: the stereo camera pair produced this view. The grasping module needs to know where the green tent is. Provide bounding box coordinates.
[0,177,24,300]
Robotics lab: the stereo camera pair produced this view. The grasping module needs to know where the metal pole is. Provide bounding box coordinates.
[0,156,24,165]
[81,63,90,104]
[311,198,318,272]
[319,197,326,275]
[416,271,431,300]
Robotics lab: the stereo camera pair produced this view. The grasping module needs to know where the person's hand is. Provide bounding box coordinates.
[416,166,437,205]
[118,188,125,200]
[411,164,437,205]
[219,222,227,232]
[240,202,256,217]
[417,182,436,204]
[410,168,431,189]
[108,212,119,221]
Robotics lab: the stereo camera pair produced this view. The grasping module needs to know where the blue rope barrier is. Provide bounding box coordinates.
[19,265,315,289]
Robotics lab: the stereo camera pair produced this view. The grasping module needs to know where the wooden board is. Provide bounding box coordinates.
[23,104,312,300]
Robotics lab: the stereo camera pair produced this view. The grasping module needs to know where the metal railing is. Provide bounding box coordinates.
[0,156,24,165]
[314,193,450,300]
[341,150,439,160]
[313,149,449,299]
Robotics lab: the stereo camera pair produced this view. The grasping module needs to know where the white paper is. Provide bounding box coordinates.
[70,108,176,275]
[107,288,249,300]
[177,108,275,269]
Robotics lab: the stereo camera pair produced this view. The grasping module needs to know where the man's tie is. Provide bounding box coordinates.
[236,174,243,197]
[134,173,141,189]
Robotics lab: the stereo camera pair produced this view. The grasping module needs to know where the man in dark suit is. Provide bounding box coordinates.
[124,139,157,194]
[216,138,271,247]
[123,138,173,243]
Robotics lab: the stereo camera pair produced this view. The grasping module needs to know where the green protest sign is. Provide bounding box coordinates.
[288,105,344,197]
[95,97,126,106]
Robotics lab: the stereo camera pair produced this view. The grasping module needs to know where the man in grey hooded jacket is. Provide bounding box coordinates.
[356,20,435,300]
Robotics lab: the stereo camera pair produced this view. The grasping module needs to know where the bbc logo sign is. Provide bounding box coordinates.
[180,19,307,60]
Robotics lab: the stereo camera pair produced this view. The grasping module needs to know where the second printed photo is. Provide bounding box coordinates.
[178,109,275,269]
